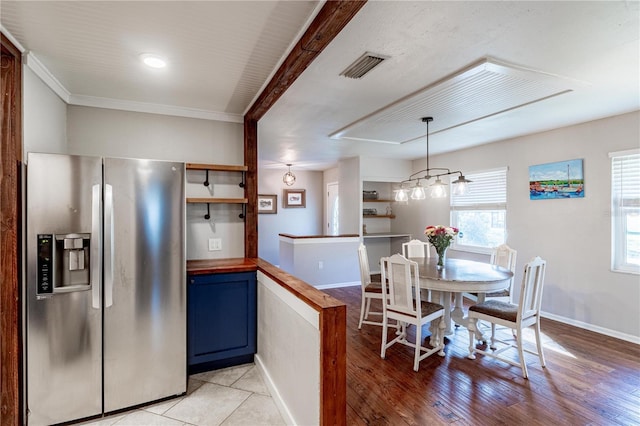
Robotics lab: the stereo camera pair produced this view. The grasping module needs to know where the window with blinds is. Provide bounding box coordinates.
[611,150,640,274]
[450,168,508,253]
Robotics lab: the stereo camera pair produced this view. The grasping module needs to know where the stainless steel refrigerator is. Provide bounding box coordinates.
[25,152,186,425]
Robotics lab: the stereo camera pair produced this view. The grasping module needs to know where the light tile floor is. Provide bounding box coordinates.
[77,364,285,426]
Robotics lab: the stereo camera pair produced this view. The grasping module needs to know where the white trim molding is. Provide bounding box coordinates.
[24,52,70,103]
[22,51,243,123]
[69,94,243,123]
[541,311,640,345]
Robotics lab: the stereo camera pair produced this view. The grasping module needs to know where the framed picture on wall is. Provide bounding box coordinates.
[529,158,584,200]
[283,189,306,208]
[257,194,277,214]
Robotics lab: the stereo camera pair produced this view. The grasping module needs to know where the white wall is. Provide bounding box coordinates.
[279,236,360,287]
[400,111,640,341]
[66,106,245,259]
[256,271,320,426]
[257,168,324,265]
[338,157,360,235]
[23,66,67,156]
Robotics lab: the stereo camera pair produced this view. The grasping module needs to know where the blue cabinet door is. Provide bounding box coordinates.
[187,271,257,370]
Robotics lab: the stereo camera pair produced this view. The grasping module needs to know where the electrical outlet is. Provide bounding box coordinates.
[318,261,324,270]
[208,238,222,251]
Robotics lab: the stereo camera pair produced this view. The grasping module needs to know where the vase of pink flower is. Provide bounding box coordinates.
[424,225,459,269]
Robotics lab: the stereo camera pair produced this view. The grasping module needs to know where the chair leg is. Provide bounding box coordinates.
[490,323,497,350]
[414,323,422,371]
[380,316,388,359]
[534,321,546,368]
[365,297,372,319]
[358,296,366,329]
[516,326,529,379]
[467,319,477,359]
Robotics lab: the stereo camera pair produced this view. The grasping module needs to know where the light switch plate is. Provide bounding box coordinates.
[208,238,222,251]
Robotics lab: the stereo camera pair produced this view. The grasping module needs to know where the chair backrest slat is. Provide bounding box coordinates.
[517,256,546,322]
[382,254,421,317]
[358,243,372,288]
[402,239,430,259]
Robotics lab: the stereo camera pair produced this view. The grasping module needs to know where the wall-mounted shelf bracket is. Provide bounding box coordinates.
[239,172,245,188]
[203,170,210,187]
[239,205,246,220]
[204,203,211,220]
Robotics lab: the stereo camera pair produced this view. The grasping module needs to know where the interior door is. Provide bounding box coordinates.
[327,182,339,236]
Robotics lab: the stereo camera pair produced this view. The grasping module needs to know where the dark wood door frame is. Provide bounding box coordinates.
[1,32,23,426]
[243,2,367,424]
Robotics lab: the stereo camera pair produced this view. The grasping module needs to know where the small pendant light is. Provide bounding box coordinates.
[283,164,296,186]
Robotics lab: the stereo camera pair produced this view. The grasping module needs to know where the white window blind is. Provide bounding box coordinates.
[610,149,640,273]
[450,168,507,252]
[612,151,640,208]
[451,168,507,208]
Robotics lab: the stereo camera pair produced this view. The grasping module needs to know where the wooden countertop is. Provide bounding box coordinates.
[278,233,359,239]
[186,258,258,275]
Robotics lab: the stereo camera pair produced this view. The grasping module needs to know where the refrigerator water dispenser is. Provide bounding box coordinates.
[37,233,91,295]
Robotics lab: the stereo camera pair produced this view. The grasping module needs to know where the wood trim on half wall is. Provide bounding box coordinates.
[1,31,23,426]
[244,1,367,424]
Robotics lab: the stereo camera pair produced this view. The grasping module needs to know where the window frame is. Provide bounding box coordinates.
[610,149,640,275]
[450,167,508,254]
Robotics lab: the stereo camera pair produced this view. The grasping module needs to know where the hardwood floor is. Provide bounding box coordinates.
[323,286,640,426]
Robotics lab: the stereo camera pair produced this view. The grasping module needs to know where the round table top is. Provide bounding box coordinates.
[410,257,514,293]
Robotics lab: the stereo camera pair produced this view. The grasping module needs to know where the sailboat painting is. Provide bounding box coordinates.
[529,159,585,200]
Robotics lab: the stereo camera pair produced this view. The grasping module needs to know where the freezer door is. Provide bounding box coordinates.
[103,158,186,412]
[26,153,103,425]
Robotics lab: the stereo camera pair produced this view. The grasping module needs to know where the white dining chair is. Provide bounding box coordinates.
[402,239,431,259]
[357,243,386,329]
[467,256,547,379]
[464,244,517,303]
[380,254,445,371]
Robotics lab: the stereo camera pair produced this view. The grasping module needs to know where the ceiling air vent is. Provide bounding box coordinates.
[340,52,388,79]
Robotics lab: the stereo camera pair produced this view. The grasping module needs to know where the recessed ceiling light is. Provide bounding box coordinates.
[140,54,167,69]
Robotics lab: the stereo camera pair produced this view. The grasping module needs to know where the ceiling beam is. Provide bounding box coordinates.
[245,0,367,121]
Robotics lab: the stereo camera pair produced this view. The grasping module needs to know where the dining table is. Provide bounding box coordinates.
[409,256,514,341]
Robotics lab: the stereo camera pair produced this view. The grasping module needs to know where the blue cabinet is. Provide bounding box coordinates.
[187,271,257,373]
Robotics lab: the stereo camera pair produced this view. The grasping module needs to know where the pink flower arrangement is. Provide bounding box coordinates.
[424,225,459,266]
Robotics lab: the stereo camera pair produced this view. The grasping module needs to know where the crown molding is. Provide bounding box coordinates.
[69,94,244,123]
[0,25,25,52]
[24,51,71,103]
[22,50,242,123]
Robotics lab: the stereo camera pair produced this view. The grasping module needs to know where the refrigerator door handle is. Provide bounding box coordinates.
[91,184,102,309]
[104,184,114,308]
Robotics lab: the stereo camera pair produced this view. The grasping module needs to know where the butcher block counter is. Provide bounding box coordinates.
[186,257,258,275]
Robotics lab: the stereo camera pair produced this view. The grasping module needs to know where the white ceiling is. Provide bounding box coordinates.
[2,1,639,172]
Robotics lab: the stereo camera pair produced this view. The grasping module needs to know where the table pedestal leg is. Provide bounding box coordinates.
[450,292,485,341]
[429,291,452,346]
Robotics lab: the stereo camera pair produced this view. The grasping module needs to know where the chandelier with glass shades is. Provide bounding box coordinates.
[282,164,296,186]
[394,117,472,202]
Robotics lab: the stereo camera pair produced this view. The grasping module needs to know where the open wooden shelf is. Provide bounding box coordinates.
[187,197,248,204]
[363,214,396,219]
[186,163,248,172]
[362,199,394,203]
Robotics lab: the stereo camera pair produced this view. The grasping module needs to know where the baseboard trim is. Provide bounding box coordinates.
[541,311,640,345]
[254,354,295,425]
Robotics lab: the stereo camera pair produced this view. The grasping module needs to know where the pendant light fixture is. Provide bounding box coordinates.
[283,164,296,186]
[395,117,472,202]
